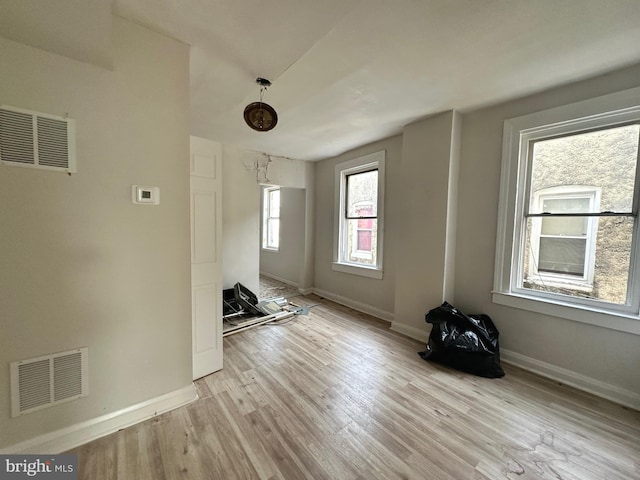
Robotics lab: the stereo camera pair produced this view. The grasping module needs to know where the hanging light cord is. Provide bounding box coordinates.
[259,85,266,106]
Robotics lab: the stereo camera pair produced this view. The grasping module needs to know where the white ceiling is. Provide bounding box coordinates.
[3,1,640,161]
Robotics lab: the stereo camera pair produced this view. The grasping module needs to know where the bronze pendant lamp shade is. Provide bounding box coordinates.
[244,77,278,132]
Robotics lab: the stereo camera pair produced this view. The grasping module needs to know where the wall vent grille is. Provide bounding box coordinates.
[0,105,76,173]
[10,347,88,417]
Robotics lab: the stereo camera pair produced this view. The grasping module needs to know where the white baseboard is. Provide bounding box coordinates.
[1,383,198,454]
[390,321,429,343]
[501,349,640,411]
[312,288,394,322]
[260,271,312,296]
[260,271,299,289]
[378,323,640,410]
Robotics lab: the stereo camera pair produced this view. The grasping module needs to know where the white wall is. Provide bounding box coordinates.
[222,148,313,295]
[259,155,309,189]
[301,161,316,292]
[0,17,192,448]
[313,136,401,320]
[455,64,640,406]
[312,115,458,329]
[221,145,261,294]
[258,154,315,291]
[393,111,460,339]
[260,187,306,286]
[312,64,640,406]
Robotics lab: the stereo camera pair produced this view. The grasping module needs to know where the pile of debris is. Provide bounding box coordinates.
[222,283,308,336]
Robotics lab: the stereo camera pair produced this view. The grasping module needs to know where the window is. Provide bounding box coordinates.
[354,202,374,257]
[494,87,640,334]
[262,186,280,250]
[526,186,600,291]
[333,151,385,279]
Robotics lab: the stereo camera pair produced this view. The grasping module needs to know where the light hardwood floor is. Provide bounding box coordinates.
[258,275,301,300]
[71,295,640,479]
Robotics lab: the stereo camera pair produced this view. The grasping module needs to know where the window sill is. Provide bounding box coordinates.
[332,262,383,279]
[492,291,640,336]
[350,252,373,261]
[525,277,593,294]
[262,247,279,253]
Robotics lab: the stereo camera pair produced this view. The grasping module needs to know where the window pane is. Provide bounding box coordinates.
[542,197,590,214]
[523,217,633,304]
[357,230,372,251]
[269,189,280,218]
[541,216,588,236]
[538,237,586,275]
[529,124,639,213]
[346,218,377,264]
[347,170,378,217]
[268,218,279,248]
[357,217,372,229]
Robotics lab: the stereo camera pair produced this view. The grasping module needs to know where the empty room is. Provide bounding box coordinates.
[1,1,639,479]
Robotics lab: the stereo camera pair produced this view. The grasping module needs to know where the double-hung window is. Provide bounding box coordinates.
[494,87,640,333]
[262,186,280,250]
[333,150,385,279]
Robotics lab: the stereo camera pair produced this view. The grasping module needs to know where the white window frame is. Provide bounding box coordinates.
[527,186,600,289]
[262,186,280,251]
[493,87,640,335]
[333,150,385,279]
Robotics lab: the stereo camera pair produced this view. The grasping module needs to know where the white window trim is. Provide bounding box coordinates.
[493,86,640,335]
[262,186,280,251]
[333,150,385,279]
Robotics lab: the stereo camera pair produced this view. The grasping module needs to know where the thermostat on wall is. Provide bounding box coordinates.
[132,185,160,205]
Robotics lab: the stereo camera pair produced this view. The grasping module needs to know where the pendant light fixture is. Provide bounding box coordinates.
[244,77,278,132]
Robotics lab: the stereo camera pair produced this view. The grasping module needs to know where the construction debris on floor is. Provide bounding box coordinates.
[222,282,308,336]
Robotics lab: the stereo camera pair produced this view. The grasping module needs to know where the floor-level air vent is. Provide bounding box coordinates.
[10,347,88,417]
[0,105,76,173]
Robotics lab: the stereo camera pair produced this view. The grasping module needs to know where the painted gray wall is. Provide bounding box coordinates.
[454,64,640,399]
[0,17,192,448]
[260,187,306,286]
[221,145,261,294]
[260,157,315,292]
[393,111,460,339]
[222,149,313,295]
[313,136,401,320]
[312,64,640,403]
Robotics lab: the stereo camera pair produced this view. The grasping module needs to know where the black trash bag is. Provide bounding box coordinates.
[418,302,505,378]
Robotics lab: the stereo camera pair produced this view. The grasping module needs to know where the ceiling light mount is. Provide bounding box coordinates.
[244,77,278,132]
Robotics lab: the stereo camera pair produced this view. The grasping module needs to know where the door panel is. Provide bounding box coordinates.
[190,137,223,379]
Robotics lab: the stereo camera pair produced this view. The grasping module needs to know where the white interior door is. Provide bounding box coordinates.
[190,136,223,379]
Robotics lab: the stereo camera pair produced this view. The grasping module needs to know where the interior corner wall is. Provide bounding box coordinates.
[455,63,640,403]
[392,111,458,340]
[301,161,316,292]
[260,187,306,286]
[443,111,462,303]
[0,16,192,449]
[221,145,261,294]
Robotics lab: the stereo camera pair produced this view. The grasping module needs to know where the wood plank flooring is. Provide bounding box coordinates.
[71,295,640,479]
[258,275,301,300]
